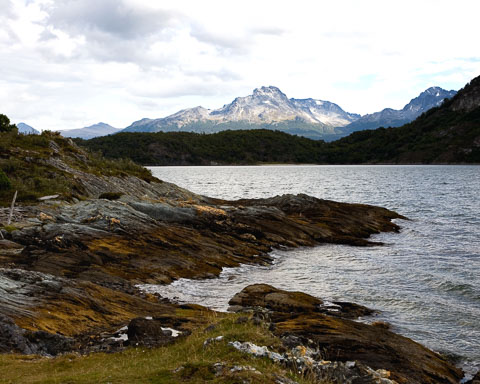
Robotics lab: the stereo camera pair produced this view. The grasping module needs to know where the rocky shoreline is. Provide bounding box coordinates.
[0,171,472,383]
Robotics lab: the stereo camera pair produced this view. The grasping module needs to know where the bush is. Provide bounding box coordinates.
[0,114,16,133]
[0,170,11,191]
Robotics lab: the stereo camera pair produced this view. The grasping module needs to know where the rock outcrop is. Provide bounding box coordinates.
[229,284,463,384]
[0,188,403,351]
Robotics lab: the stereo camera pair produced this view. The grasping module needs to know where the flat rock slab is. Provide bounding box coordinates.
[3,194,404,290]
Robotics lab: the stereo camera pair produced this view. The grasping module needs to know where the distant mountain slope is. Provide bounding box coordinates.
[340,87,457,134]
[123,86,360,140]
[59,122,120,139]
[324,76,479,163]
[17,122,39,134]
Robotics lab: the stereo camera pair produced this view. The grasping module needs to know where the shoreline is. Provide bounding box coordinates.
[1,189,474,383]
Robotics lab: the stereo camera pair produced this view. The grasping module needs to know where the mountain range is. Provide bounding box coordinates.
[123,86,361,140]
[78,74,480,165]
[122,86,456,140]
[17,85,457,141]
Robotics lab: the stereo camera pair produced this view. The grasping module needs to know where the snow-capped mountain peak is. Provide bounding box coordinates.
[123,86,359,137]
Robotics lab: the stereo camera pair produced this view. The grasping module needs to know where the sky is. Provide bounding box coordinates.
[1,0,480,132]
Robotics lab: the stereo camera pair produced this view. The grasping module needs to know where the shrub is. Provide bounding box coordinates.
[0,170,11,191]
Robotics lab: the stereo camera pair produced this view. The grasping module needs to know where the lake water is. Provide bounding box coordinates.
[147,165,480,377]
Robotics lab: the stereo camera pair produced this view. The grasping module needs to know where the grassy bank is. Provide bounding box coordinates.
[0,314,319,384]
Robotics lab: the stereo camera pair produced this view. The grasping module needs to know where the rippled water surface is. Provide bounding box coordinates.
[148,165,480,375]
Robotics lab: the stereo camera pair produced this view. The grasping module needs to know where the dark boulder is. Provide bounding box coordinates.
[229,284,373,319]
[127,317,180,346]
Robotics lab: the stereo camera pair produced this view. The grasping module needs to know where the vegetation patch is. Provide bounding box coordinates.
[0,315,319,384]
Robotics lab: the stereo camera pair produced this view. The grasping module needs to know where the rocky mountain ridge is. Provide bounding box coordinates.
[340,86,457,135]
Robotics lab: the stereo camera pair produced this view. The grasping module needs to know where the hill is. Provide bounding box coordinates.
[0,127,154,205]
[75,129,326,165]
[59,122,120,139]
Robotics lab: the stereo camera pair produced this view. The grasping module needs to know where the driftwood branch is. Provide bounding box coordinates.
[7,190,17,225]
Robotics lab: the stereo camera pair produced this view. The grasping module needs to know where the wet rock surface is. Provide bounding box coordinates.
[0,179,471,382]
[467,372,480,384]
[230,284,463,384]
[0,190,402,339]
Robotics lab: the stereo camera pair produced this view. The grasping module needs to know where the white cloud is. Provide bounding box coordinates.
[0,0,479,131]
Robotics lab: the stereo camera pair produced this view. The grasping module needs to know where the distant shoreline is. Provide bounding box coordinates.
[145,162,480,167]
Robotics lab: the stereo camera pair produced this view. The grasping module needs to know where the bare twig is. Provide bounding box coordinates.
[7,190,17,225]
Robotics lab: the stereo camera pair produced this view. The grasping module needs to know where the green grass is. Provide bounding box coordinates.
[0,315,321,384]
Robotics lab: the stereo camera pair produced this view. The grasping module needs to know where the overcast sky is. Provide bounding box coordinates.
[1,0,480,131]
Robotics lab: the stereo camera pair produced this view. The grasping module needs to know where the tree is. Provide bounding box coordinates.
[0,114,17,133]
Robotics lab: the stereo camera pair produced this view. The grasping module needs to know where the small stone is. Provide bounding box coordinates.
[371,321,391,330]
[235,316,249,324]
[252,317,262,326]
[212,362,225,376]
[346,361,356,368]
[204,324,217,333]
[38,195,60,201]
[203,335,224,348]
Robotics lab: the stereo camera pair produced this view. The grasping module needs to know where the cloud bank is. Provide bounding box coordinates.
[1,0,479,131]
